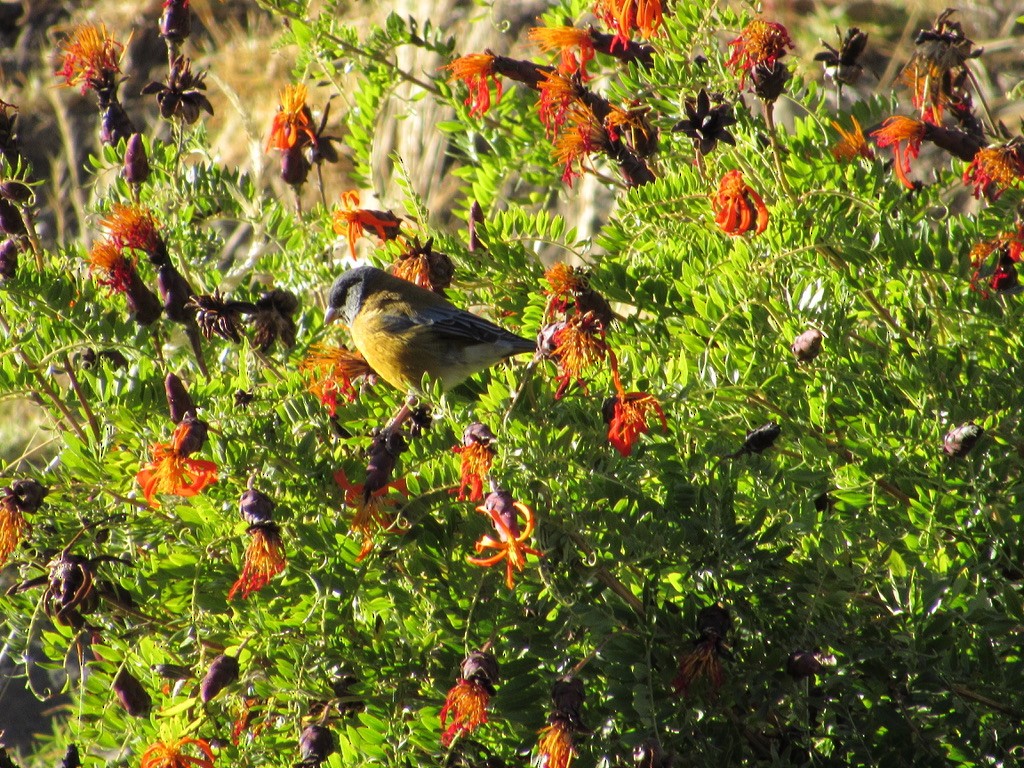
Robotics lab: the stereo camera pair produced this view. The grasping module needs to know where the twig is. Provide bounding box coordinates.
[63,354,102,443]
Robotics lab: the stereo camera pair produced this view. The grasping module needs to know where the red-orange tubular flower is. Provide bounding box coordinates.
[300,344,375,415]
[0,485,36,567]
[335,469,408,562]
[594,0,664,49]
[528,26,596,77]
[553,105,609,187]
[871,116,926,190]
[88,239,135,294]
[963,144,1024,201]
[452,423,497,503]
[266,83,316,151]
[440,678,490,746]
[331,190,403,260]
[467,490,543,589]
[228,523,287,600]
[604,391,668,457]
[445,53,502,117]
[536,717,576,768]
[540,311,612,399]
[726,18,794,89]
[712,170,769,237]
[537,70,582,138]
[101,203,168,263]
[140,735,216,768]
[136,417,218,506]
[831,117,875,162]
[56,23,123,94]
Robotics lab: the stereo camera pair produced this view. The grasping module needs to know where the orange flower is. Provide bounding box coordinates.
[899,58,947,125]
[969,226,1024,297]
[831,117,875,162]
[725,18,794,88]
[528,26,596,77]
[266,84,316,152]
[544,263,588,318]
[331,190,403,260]
[136,419,218,506]
[871,116,926,190]
[452,442,495,503]
[963,144,1024,201]
[541,311,611,399]
[593,0,664,48]
[537,70,581,137]
[553,105,608,186]
[672,637,725,697]
[140,735,215,768]
[0,494,28,567]
[466,490,543,589]
[300,343,375,415]
[56,23,123,93]
[101,203,164,253]
[439,678,490,746]
[228,523,287,600]
[445,53,502,117]
[88,239,135,294]
[711,170,769,237]
[603,105,656,156]
[335,469,408,561]
[604,391,667,456]
[536,718,576,768]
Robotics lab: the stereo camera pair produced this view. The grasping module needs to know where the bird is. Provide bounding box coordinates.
[324,265,536,392]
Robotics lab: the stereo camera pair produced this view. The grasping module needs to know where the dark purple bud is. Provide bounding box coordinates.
[550,676,585,725]
[943,423,983,457]
[468,200,484,252]
[160,0,192,44]
[175,413,208,457]
[739,422,781,455]
[0,180,31,203]
[480,489,518,536]
[99,102,135,147]
[786,650,823,681]
[299,724,336,764]
[463,422,496,447]
[0,197,24,236]
[59,744,81,768]
[696,604,732,639]
[10,479,47,512]
[364,430,407,496]
[123,133,150,185]
[791,329,823,363]
[200,653,239,702]
[240,488,275,525]
[164,373,196,424]
[460,650,498,693]
[280,145,310,187]
[124,268,163,325]
[0,237,18,281]
[157,263,196,324]
[113,668,152,717]
[408,406,432,438]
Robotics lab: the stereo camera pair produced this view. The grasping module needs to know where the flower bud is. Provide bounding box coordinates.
[164,372,196,424]
[463,422,496,447]
[0,237,18,281]
[240,488,275,526]
[113,668,152,717]
[696,604,731,640]
[10,479,47,512]
[468,200,484,252]
[740,422,781,455]
[175,413,208,457]
[157,263,196,324]
[160,0,192,45]
[299,723,336,764]
[200,653,240,702]
[943,423,983,457]
[550,676,585,726]
[123,133,150,185]
[99,102,134,147]
[364,430,406,496]
[786,650,823,681]
[480,488,519,536]
[791,329,823,363]
[0,180,31,203]
[460,650,498,694]
[281,144,310,187]
[751,61,791,103]
[124,268,163,325]
[59,744,81,768]
[0,197,24,236]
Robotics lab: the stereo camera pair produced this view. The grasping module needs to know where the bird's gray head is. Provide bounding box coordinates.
[324,265,379,325]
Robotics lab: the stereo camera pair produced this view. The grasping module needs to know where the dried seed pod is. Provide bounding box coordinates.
[59,744,81,768]
[786,650,823,680]
[751,61,791,102]
[113,668,152,717]
[239,488,275,526]
[364,430,407,496]
[943,423,983,457]
[791,329,823,363]
[200,653,240,702]
[9,478,47,512]
[123,133,150,185]
[299,723,336,765]
[281,144,310,187]
[164,372,196,424]
[463,422,496,447]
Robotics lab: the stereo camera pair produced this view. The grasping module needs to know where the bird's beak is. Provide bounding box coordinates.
[324,306,339,325]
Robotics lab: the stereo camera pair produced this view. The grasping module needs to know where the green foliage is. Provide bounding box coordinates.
[2,2,1023,768]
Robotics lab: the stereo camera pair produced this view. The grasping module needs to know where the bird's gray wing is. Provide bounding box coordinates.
[378,302,531,348]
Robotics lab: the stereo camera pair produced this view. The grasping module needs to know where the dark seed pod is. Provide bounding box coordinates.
[157,263,196,324]
[364,430,407,496]
[740,422,781,455]
[786,650,823,681]
[175,413,208,457]
[59,744,81,768]
[463,422,496,447]
[0,197,24,235]
[124,268,163,325]
[791,329,823,363]
[123,133,150,185]
[943,423,983,457]
[0,237,17,280]
[239,488,275,526]
[299,723,336,764]
[165,372,196,424]
[10,479,47,512]
[696,604,731,640]
[113,668,152,717]
[200,653,240,702]
[0,180,31,203]
[280,144,310,187]
[461,650,499,694]
[160,0,192,45]
[751,61,791,102]
[550,676,585,727]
